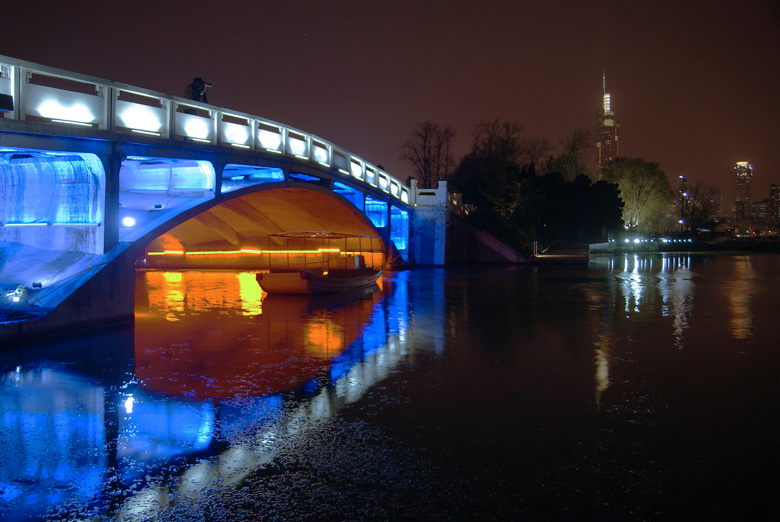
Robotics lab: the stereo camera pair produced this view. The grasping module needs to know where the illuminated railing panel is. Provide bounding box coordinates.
[286,130,309,158]
[219,114,252,148]
[25,83,104,128]
[175,111,215,143]
[116,90,169,137]
[350,158,364,181]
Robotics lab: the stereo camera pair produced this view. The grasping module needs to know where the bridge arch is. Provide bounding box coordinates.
[134,184,389,270]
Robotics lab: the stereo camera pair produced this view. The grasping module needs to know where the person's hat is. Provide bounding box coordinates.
[193,77,204,83]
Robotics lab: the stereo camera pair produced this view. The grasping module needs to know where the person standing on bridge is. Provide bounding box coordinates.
[184,77,210,103]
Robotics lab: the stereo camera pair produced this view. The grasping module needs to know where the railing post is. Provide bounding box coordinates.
[12,64,22,120]
[106,84,116,131]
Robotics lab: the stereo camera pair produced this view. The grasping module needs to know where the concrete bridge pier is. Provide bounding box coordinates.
[97,143,122,253]
[410,180,448,266]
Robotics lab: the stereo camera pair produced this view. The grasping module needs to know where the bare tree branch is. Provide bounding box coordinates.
[399,121,457,188]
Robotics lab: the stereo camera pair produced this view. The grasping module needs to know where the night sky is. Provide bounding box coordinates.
[4,0,779,200]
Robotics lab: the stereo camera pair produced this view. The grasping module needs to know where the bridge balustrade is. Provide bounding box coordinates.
[0,55,410,205]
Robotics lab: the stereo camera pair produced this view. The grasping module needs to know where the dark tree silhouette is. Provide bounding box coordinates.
[682,179,719,232]
[531,173,623,244]
[541,128,593,181]
[520,136,554,167]
[399,121,456,188]
[469,119,524,164]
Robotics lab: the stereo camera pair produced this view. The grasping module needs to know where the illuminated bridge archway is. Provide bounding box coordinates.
[136,187,393,271]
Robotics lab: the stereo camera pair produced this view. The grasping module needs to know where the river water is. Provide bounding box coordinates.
[1,254,778,521]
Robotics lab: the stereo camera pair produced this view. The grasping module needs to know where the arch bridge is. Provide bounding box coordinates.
[0,55,429,344]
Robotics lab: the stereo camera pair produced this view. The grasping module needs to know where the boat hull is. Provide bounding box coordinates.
[256,268,381,295]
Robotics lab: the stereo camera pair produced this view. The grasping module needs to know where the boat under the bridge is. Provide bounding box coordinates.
[255,232,383,295]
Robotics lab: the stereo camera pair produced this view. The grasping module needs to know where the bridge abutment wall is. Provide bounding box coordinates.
[410,180,448,266]
[0,243,137,346]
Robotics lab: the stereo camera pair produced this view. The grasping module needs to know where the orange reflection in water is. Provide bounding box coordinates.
[141,270,265,319]
[306,321,344,358]
[722,257,757,340]
[134,270,381,399]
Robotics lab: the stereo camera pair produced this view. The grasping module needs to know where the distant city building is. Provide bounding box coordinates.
[751,199,769,219]
[733,161,753,219]
[708,186,723,219]
[595,73,619,177]
[770,184,780,218]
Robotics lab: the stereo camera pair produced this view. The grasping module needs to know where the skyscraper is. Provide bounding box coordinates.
[733,161,753,219]
[769,183,780,219]
[708,186,723,219]
[595,73,619,177]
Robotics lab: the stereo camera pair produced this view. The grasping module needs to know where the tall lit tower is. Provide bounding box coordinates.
[733,161,753,219]
[595,72,619,177]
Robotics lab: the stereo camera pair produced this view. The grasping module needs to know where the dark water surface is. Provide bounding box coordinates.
[1,254,778,521]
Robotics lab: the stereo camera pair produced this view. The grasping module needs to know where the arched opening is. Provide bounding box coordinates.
[139,188,386,270]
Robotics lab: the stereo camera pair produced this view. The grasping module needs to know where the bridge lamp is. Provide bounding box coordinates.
[313,145,329,165]
[119,106,162,134]
[288,137,306,157]
[259,130,282,152]
[184,118,210,140]
[37,99,94,125]
[122,216,136,227]
[350,161,363,179]
[365,167,376,185]
[224,123,249,145]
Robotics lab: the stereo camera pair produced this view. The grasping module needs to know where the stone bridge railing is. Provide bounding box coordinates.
[0,54,410,205]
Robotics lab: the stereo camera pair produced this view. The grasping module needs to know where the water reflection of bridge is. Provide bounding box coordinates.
[0,270,416,520]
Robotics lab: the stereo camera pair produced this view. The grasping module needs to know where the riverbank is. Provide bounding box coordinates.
[591,236,780,254]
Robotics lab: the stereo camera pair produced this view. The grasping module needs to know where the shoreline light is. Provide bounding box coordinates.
[144,247,386,257]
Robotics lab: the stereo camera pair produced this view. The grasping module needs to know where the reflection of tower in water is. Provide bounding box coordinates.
[580,283,616,411]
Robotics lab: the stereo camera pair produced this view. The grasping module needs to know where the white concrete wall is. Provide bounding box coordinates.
[410,180,448,266]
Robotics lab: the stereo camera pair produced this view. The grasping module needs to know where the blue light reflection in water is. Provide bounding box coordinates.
[0,368,106,517]
[0,269,421,520]
[0,255,777,519]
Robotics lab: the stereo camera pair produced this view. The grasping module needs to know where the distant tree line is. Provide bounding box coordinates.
[400,119,626,251]
[398,118,718,249]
